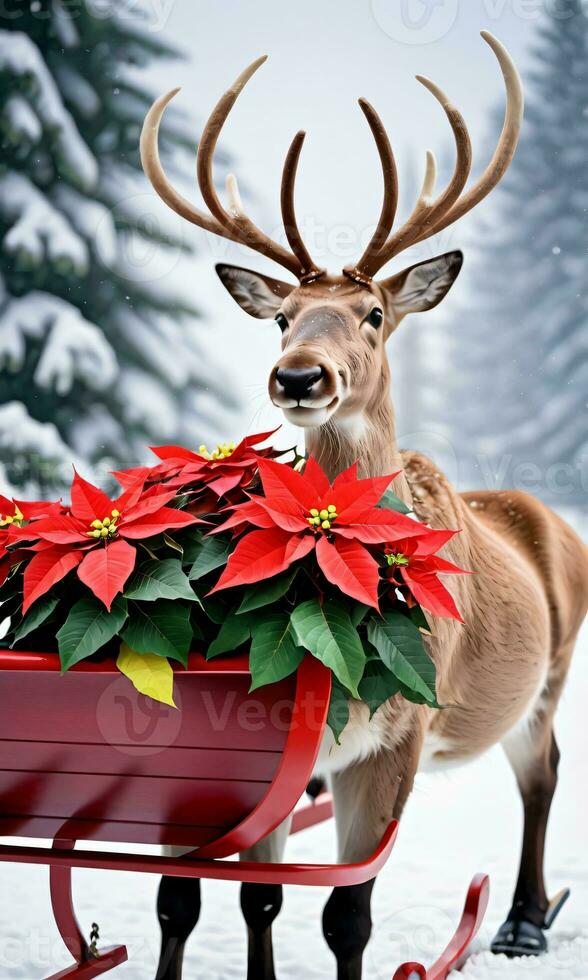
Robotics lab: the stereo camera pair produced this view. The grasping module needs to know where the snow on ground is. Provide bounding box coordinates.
[1,611,587,977]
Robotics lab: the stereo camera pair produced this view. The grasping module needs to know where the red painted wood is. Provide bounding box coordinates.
[0,741,282,782]
[392,874,490,980]
[0,770,267,825]
[44,945,127,980]
[0,650,252,673]
[290,793,334,834]
[0,670,294,750]
[194,655,331,859]
[50,839,86,963]
[0,649,383,979]
[0,649,330,851]
[0,815,222,847]
[0,819,399,887]
[45,838,128,980]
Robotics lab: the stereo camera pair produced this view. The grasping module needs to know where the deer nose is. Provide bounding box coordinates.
[276,365,324,401]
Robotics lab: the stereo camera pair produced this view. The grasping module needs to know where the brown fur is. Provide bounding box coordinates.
[217,266,588,977]
[217,267,588,841]
[145,40,576,977]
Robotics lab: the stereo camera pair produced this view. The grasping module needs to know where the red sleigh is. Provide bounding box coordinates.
[0,650,488,978]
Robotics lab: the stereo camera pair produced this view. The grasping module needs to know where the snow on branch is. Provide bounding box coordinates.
[0,401,89,488]
[116,309,198,388]
[0,292,118,395]
[120,366,179,440]
[4,94,41,142]
[52,184,117,266]
[0,31,97,189]
[0,173,88,272]
[52,0,80,49]
[52,64,100,118]
[70,406,125,460]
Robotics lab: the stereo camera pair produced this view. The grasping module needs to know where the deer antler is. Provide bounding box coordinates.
[140,58,324,283]
[345,31,523,283]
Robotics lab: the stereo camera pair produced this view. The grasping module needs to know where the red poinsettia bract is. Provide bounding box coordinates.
[384,530,468,622]
[114,429,280,512]
[210,457,426,609]
[0,496,61,587]
[16,473,201,613]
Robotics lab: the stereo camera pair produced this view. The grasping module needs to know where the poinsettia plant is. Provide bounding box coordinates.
[0,431,468,737]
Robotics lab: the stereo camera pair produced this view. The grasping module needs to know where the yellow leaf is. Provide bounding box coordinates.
[116,642,177,707]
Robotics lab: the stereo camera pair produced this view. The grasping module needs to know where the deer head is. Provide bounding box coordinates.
[141,33,522,456]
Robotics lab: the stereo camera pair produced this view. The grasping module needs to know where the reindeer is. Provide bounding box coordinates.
[141,33,588,980]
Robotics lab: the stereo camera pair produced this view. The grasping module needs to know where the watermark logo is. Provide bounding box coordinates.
[96,675,182,755]
[371,0,459,44]
[96,192,185,283]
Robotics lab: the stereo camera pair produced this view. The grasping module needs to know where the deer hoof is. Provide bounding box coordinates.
[491,919,547,957]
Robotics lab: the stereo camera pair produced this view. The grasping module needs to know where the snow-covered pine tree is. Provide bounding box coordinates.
[0,0,232,497]
[442,5,588,507]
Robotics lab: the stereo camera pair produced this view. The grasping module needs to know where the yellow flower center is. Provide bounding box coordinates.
[386,552,409,567]
[0,505,24,528]
[307,503,338,531]
[87,509,120,539]
[198,441,237,461]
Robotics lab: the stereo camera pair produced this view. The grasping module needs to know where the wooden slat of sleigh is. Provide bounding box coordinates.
[0,672,294,751]
[0,741,281,782]
[0,770,268,826]
[0,813,224,847]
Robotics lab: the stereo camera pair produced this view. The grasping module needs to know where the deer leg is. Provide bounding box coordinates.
[492,719,562,957]
[154,876,201,980]
[323,727,422,980]
[240,815,292,980]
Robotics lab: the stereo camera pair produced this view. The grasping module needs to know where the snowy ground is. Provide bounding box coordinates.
[1,620,587,978]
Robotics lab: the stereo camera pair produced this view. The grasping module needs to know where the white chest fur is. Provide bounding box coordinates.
[313,701,394,776]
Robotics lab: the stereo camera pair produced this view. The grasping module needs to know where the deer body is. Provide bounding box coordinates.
[143,36,588,980]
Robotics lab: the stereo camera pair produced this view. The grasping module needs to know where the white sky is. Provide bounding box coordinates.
[142,0,540,449]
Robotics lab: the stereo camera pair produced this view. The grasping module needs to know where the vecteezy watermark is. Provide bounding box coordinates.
[95,192,186,284]
[95,673,329,756]
[370,0,459,45]
[0,0,176,34]
[201,214,457,270]
[96,674,183,755]
[474,452,588,498]
[370,0,588,44]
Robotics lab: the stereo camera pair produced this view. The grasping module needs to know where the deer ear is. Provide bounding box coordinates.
[379,251,463,328]
[215,264,295,319]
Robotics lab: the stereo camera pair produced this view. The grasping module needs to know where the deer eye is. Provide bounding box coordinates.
[275,313,289,332]
[365,307,384,328]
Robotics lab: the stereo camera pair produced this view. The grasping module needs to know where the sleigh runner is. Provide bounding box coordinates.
[0,649,488,979]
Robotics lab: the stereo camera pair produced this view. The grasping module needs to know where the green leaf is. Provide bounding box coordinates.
[189,606,206,642]
[201,594,231,624]
[122,600,192,666]
[57,597,128,672]
[12,595,58,643]
[290,598,366,698]
[377,488,411,516]
[189,536,232,581]
[358,660,401,718]
[237,569,297,615]
[207,610,252,658]
[327,681,350,744]
[249,612,304,690]
[410,604,432,634]
[396,681,431,706]
[181,528,205,563]
[124,559,197,602]
[367,611,438,704]
[350,603,369,627]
